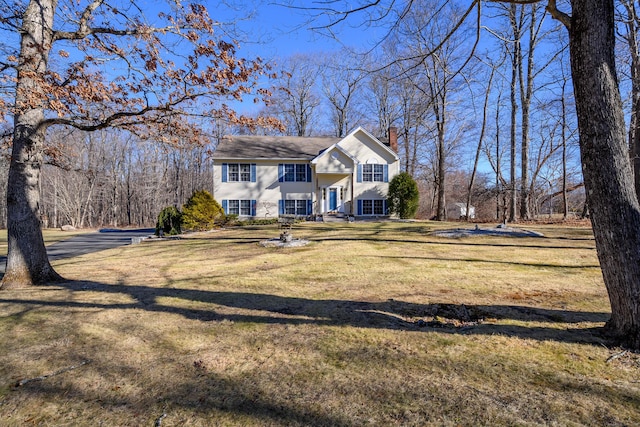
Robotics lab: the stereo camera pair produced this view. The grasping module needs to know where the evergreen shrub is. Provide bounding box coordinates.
[156,206,182,236]
[181,190,224,231]
[387,172,419,219]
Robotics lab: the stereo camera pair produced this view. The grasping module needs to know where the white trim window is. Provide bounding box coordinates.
[227,200,250,215]
[279,164,310,182]
[359,199,386,215]
[223,199,256,216]
[230,163,251,182]
[222,163,256,183]
[295,164,307,182]
[279,199,312,216]
[228,200,240,214]
[285,200,307,215]
[363,164,384,182]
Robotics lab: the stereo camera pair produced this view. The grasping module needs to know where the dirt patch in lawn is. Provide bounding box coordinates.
[430,224,545,238]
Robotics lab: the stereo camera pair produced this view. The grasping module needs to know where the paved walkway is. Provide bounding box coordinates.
[0,228,155,273]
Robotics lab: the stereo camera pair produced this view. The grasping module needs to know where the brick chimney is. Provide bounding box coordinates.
[388,126,398,152]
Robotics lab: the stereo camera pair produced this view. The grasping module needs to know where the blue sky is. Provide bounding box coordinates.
[137,1,363,58]
[227,2,381,59]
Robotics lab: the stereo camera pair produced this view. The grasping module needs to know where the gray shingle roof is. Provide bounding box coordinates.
[212,135,341,160]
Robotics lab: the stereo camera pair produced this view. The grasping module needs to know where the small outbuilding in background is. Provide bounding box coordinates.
[447,203,475,220]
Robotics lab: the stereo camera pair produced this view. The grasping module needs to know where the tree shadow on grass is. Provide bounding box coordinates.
[366,254,601,269]
[308,235,596,251]
[0,280,611,346]
[11,374,352,427]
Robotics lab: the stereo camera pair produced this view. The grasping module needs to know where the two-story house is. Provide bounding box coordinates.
[212,126,400,219]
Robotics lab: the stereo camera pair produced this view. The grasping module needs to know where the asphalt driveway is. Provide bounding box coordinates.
[0,228,155,273]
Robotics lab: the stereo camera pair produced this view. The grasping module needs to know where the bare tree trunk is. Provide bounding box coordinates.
[519,3,538,220]
[429,64,447,221]
[53,174,58,229]
[508,3,520,223]
[467,67,495,221]
[403,127,411,173]
[561,78,569,220]
[79,179,95,229]
[495,93,503,221]
[2,0,62,288]
[436,121,447,220]
[569,0,640,348]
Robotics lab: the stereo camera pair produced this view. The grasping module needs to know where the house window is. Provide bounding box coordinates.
[223,163,255,182]
[359,199,386,215]
[228,200,239,215]
[240,164,251,182]
[363,164,384,182]
[280,199,311,216]
[285,200,308,215]
[280,164,309,182]
[295,164,307,182]
[224,199,256,216]
[240,200,251,216]
[284,164,295,182]
[229,163,251,182]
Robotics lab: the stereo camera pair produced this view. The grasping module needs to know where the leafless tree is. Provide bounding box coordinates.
[399,0,475,220]
[320,50,367,137]
[268,54,322,136]
[466,58,498,221]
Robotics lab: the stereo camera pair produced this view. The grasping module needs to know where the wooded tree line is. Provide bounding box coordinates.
[0,127,219,229]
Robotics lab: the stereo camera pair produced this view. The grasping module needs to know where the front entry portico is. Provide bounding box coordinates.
[311,145,357,216]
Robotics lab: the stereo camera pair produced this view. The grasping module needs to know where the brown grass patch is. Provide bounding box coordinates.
[0,221,638,426]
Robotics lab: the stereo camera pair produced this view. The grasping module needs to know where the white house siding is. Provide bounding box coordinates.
[213,159,313,218]
[339,130,397,166]
[314,147,353,174]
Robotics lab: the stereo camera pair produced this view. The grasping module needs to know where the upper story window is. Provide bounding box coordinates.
[230,163,250,182]
[357,161,388,183]
[279,164,311,182]
[222,163,256,183]
[363,164,385,182]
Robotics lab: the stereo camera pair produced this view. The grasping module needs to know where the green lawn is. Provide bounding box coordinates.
[0,221,637,426]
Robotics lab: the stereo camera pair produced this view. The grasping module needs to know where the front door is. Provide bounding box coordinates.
[329,188,338,211]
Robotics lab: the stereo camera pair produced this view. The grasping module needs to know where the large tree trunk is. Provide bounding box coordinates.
[569,0,640,348]
[1,0,62,289]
